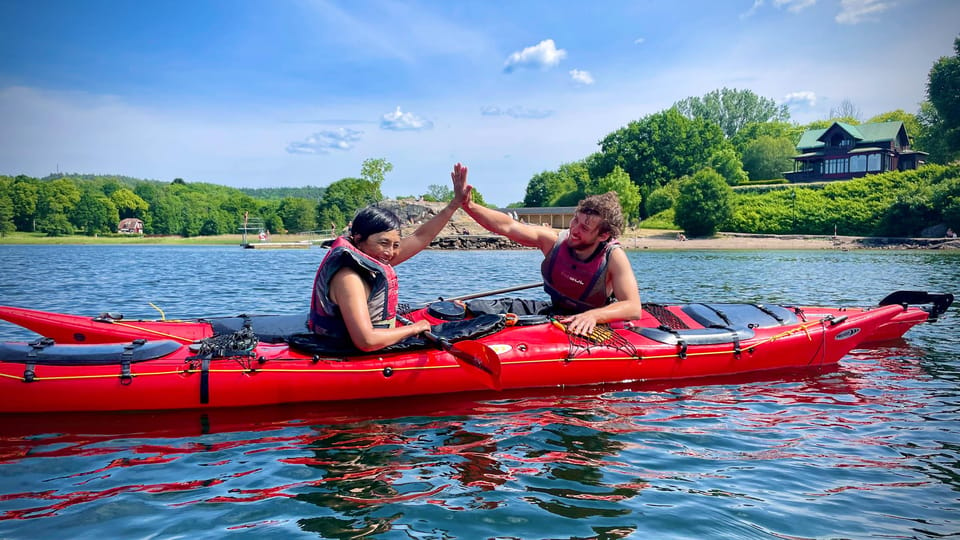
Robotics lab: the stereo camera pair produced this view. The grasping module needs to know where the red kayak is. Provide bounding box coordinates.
[0,291,951,413]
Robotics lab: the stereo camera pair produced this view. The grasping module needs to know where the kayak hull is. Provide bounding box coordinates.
[0,298,935,413]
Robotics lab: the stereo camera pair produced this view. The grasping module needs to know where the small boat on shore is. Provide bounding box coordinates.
[0,290,951,413]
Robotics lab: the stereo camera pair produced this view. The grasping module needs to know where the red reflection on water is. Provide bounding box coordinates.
[1,476,232,520]
[0,351,935,521]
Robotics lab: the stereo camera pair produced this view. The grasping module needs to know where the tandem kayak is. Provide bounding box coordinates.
[0,290,951,413]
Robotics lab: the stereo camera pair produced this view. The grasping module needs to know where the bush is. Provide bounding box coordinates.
[675,168,733,236]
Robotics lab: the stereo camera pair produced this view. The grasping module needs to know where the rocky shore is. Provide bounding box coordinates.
[427,232,960,251]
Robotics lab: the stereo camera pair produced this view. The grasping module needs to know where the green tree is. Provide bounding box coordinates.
[37,213,75,236]
[36,179,81,236]
[221,193,260,221]
[317,177,382,230]
[523,161,588,207]
[675,168,733,237]
[592,108,729,194]
[9,176,39,231]
[673,87,790,139]
[0,187,15,236]
[278,197,317,233]
[867,110,921,141]
[587,166,642,222]
[741,135,796,181]
[71,190,119,235]
[151,190,184,235]
[426,184,453,202]
[730,121,804,154]
[707,147,748,185]
[644,181,680,217]
[914,101,953,162]
[109,188,149,219]
[925,34,960,161]
[360,158,393,189]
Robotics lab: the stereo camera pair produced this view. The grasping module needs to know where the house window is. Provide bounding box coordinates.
[850,155,867,173]
[868,153,881,171]
[825,158,849,175]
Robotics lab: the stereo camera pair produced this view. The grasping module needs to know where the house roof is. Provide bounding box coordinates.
[796,121,905,151]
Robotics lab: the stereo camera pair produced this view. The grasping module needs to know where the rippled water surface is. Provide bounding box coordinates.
[0,245,958,539]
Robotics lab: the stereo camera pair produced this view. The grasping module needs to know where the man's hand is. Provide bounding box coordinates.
[557,311,600,337]
[451,162,472,208]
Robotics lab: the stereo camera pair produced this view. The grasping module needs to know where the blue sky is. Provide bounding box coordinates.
[1,0,957,205]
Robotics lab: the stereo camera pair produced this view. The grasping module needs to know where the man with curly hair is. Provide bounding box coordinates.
[454,164,642,336]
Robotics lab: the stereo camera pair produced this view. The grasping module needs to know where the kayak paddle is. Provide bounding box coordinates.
[440,282,543,303]
[397,315,502,390]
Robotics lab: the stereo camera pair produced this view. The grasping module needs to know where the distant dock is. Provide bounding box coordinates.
[242,241,311,249]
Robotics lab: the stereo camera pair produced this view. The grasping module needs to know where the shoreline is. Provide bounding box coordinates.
[619,231,960,251]
[1,230,958,250]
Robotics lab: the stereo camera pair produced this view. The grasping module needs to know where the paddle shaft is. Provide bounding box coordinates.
[396,314,451,350]
[440,282,543,303]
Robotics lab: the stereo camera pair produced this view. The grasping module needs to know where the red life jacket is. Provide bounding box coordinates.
[309,236,399,345]
[541,231,619,313]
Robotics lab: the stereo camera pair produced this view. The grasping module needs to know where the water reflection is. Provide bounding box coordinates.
[0,247,957,537]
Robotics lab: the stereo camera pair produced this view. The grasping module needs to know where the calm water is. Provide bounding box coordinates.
[0,245,958,539]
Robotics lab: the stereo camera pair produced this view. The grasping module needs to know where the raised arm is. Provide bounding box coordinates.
[459,166,558,256]
[393,163,470,265]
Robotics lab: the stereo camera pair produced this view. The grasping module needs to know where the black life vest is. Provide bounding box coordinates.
[309,236,399,346]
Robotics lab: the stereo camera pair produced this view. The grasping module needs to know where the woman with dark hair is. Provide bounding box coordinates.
[309,164,468,351]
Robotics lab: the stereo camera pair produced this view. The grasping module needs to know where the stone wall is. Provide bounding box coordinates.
[429,234,528,250]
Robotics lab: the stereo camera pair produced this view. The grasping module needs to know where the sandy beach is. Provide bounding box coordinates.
[620,231,960,251]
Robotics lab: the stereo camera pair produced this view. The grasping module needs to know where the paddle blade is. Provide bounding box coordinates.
[449,341,502,390]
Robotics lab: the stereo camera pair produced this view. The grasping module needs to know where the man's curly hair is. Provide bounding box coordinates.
[576,191,624,239]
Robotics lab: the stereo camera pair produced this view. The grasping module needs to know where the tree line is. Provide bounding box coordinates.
[0,158,487,238]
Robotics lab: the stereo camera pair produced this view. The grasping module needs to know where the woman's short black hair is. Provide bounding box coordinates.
[349,206,402,242]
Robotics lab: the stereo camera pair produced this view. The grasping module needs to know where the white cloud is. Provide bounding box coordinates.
[286,128,363,154]
[380,106,433,131]
[776,0,817,13]
[634,37,645,45]
[783,90,817,108]
[570,69,595,85]
[836,0,894,24]
[480,105,554,119]
[742,0,816,18]
[503,39,567,73]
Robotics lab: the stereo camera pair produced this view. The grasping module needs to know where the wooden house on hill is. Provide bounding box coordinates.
[785,121,927,182]
[117,218,143,234]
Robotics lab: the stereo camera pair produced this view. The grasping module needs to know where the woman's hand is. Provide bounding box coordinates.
[450,162,472,208]
[412,320,432,335]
